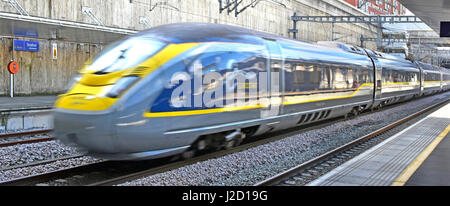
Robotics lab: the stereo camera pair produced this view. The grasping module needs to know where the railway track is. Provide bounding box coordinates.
[0,129,55,147]
[0,108,366,186]
[0,129,52,138]
[254,99,449,186]
[0,95,447,186]
[0,154,85,172]
[0,114,349,186]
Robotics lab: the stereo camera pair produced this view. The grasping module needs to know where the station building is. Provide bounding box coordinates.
[344,0,407,15]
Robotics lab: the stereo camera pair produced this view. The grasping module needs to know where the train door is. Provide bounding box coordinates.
[369,56,382,106]
[262,39,284,118]
[418,63,425,95]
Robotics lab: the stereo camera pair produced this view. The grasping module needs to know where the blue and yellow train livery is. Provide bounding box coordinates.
[54,23,450,160]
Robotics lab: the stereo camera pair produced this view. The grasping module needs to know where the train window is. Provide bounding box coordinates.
[186,47,266,106]
[309,66,321,85]
[392,71,400,82]
[87,38,167,73]
[361,70,370,83]
[382,69,390,83]
[292,64,306,84]
[151,42,267,113]
[445,74,450,81]
[333,67,350,89]
[284,62,334,94]
[424,72,439,82]
[412,73,418,82]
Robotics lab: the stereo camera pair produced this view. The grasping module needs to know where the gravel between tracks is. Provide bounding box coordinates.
[0,156,101,183]
[0,141,82,169]
[120,92,450,186]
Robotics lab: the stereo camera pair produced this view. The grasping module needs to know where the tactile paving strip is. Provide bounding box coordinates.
[308,104,450,186]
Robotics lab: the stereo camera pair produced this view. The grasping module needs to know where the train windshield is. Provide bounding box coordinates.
[86,38,167,73]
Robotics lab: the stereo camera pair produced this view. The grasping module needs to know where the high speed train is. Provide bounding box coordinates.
[54,23,450,160]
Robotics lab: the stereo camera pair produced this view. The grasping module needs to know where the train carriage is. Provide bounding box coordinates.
[365,50,421,106]
[53,23,449,160]
[440,67,450,91]
[418,62,443,96]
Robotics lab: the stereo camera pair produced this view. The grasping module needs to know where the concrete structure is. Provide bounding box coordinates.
[0,96,55,131]
[1,0,378,96]
[398,0,450,66]
[399,0,450,34]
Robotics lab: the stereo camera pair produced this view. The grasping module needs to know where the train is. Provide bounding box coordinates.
[53,23,450,160]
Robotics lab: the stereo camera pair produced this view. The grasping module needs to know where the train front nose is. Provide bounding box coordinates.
[54,110,116,154]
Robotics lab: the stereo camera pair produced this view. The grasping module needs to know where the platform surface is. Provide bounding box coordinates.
[308,102,450,186]
[405,132,450,186]
[0,96,56,112]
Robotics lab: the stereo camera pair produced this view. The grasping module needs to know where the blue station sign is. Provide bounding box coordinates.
[14,40,39,52]
[13,28,39,38]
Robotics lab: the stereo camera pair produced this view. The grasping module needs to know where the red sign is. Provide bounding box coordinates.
[7,61,19,74]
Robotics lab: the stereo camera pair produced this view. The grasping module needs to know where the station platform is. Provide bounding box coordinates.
[308,102,450,186]
[0,96,56,112]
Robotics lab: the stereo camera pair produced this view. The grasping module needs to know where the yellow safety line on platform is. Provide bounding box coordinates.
[391,124,450,186]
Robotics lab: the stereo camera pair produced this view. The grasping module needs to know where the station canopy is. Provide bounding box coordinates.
[0,12,137,44]
[399,0,450,35]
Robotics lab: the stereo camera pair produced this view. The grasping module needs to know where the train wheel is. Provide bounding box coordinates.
[223,130,245,150]
[348,107,359,118]
[181,149,196,160]
[224,140,236,150]
[352,108,359,116]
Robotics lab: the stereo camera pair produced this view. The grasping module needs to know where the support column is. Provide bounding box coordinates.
[376,16,382,51]
[10,38,15,98]
[331,22,335,41]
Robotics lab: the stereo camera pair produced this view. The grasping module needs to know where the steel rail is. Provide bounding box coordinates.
[0,160,110,186]
[0,129,55,147]
[0,129,53,139]
[0,154,85,172]
[0,136,55,147]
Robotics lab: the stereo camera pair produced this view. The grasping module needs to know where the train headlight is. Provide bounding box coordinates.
[63,74,82,93]
[106,76,139,98]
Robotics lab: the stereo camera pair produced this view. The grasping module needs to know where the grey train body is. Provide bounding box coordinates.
[54,23,450,160]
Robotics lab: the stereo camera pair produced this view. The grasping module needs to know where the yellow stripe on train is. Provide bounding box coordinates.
[55,43,199,111]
